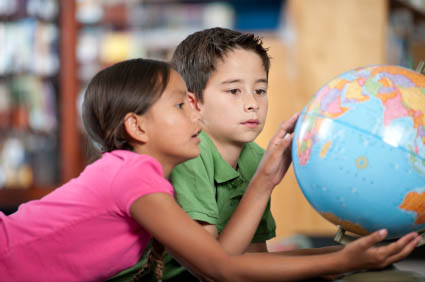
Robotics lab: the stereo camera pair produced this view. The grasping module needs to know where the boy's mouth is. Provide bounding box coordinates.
[241,119,260,128]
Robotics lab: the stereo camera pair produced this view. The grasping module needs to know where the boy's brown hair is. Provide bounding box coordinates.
[171,27,270,102]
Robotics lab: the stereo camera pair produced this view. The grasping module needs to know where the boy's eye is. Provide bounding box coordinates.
[177,102,185,109]
[226,89,240,95]
[254,89,267,95]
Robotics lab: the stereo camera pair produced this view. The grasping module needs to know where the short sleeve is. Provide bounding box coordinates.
[111,157,174,215]
[169,156,219,224]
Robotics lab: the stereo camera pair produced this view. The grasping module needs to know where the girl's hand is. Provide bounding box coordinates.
[341,229,421,272]
[254,112,299,190]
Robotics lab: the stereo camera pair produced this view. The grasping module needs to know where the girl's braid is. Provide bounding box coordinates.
[132,238,165,282]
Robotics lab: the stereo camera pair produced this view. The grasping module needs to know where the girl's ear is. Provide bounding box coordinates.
[124,113,148,143]
[188,92,201,111]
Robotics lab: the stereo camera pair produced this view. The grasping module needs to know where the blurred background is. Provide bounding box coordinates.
[0,0,424,271]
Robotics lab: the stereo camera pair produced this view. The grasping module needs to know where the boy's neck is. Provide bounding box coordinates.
[208,137,244,169]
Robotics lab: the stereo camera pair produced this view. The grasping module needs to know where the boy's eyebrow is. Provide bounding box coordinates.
[221,78,268,85]
[256,78,268,84]
[221,79,241,85]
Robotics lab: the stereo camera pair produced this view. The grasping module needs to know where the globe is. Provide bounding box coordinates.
[292,64,425,239]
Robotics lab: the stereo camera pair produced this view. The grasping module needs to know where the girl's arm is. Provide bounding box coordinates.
[216,113,299,255]
[130,192,420,282]
[271,245,344,256]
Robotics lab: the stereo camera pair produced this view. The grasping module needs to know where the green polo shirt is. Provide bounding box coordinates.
[162,131,276,279]
[171,131,276,239]
[108,131,276,281]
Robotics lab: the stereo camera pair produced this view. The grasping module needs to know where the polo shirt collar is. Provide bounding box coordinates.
[200,131,253,184]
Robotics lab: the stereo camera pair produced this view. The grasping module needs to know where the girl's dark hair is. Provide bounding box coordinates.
[171,27,270,102]
[132,239,165,282]
[82,58,171,155]
[82,58,169,281]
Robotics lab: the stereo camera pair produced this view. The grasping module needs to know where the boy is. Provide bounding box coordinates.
[163,27,292,280]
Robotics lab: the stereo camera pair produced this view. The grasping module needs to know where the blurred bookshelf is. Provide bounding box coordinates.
[388,0,425,68]
[75,0,236,105]
[0,0,59,206]
[0,0,79,211]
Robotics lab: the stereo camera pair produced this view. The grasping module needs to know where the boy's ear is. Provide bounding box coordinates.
[123,113,148,143]
[188,92,201,111]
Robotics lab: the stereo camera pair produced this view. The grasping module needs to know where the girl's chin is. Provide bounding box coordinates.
[177,151,201,164]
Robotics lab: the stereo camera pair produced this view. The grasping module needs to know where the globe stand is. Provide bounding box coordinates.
[416,60,425,74]
[334,225,425,247]
[334,226,359,245]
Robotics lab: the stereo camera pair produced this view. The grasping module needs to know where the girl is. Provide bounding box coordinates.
[0,58,420,282]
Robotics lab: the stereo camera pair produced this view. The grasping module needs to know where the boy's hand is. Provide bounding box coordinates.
[341,229,421,272]
[254,112,300,189]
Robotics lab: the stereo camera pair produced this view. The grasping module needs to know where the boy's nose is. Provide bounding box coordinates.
[244,94,259,112]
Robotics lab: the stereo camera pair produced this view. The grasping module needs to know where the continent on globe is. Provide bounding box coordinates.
[400,191,425,225]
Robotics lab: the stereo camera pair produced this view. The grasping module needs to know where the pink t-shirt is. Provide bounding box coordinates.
[0,150,174,281]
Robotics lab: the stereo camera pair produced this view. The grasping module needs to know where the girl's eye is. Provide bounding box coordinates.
[254,89,267,95]
[177,102,185,109]
[226,89,240,95]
